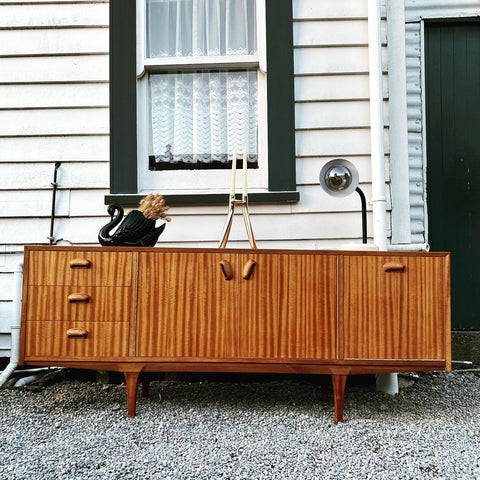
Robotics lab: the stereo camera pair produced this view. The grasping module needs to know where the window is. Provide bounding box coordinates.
[109,0,297,205]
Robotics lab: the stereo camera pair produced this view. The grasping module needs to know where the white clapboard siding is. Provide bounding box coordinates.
[294,19,387,46]
[0,3,108,28]
[295,46,388,75]
[0,190,71,217]
[0,108,109,137]
[295,101,389,129]
[0,136,109,162]
[0,302,12,332]
[0,275,13,301]
[293,0,368,19]
[0,55,108,83]
[295,74,389,102]
[296,129,390,157]
[0,28,108,56]
[0,162,109,190]
[0,84,108,109]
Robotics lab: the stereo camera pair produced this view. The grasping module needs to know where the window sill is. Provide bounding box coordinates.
[105,191,299,207]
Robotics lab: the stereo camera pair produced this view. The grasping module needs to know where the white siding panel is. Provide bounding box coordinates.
[0,136,109,162]
[0,55,108,83]
[294,20,369,45]
[293,0,368,19]
[0,189,70,217]
[0,84,108,109]
[0,3,108,28]
[0,29,108,56]
[0,274,13,301]
[295,101,389,129]
[294,19,387,46]
[0,162,109,190]
[0,302,12,333]
[0,108,109,136]
[296,129,390,157]
[70,189,111,217]
[295,46,369,74]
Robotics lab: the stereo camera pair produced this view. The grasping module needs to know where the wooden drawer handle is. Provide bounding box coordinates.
[220,260,233,280]
[69,259,92,269]
[383,262,405,272]
[68,293,90,303]
[66,328,88,338]
[242,259,257,280]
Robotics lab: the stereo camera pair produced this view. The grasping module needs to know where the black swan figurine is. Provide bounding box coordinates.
[98,194,171,247]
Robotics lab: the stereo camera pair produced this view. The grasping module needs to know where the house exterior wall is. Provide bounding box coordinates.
[404,0,480,244]
[0,0,390,356]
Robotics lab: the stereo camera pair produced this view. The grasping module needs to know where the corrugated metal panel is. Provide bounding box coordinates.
[404,2,480,244]
[405,21,425,242]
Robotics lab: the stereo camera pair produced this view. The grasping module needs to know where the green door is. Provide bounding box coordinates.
[425,22,480,329]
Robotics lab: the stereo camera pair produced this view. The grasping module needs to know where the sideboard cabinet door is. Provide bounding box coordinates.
[342,255,448,361]
[238,253,338,360]
[136,252,237,359]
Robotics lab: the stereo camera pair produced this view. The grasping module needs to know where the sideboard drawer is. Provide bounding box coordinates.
[27,251,134,286]
[24,321,130,359]
[25,286,134,322]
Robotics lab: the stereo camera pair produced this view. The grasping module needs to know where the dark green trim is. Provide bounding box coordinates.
[265,0,296,192]
[105,191,300,207]
[109,0,297,196]
[110,0,137,194]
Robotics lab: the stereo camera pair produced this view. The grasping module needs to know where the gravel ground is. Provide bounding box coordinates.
[0,370,479,480]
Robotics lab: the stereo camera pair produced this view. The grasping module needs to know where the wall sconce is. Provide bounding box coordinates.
[319,159,367,244]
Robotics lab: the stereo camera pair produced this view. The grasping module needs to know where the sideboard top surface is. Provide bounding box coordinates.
[23,245,450,258]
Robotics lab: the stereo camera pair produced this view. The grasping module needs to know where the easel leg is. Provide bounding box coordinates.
[331,374,348,423]
[124,371,140,418]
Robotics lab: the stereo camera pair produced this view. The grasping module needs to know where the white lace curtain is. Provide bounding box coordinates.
[146,0,257,57]
[149,71,258,164]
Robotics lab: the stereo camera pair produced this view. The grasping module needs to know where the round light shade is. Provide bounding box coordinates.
[319,159,359,197]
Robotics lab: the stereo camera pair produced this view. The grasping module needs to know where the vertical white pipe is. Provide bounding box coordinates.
[369,0,398,395]
[387,0,412,245]
[368,0,388,252]
[0,261,23,387]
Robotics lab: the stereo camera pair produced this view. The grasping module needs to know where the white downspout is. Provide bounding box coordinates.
[368,0,398,395]
[0,261,22,387]
[368,0,388,251]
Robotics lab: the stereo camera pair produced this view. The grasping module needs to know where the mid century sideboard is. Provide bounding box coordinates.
[19,246,451,422]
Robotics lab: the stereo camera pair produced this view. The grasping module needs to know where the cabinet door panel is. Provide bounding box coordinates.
[136,252,237,358]
[238,254,337,360]
[343,255,447,360]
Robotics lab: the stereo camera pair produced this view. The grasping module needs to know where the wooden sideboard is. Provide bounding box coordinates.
[20,246,451,422]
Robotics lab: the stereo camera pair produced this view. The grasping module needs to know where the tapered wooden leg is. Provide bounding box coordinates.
[331,374,348,423]
[124,371,140,418]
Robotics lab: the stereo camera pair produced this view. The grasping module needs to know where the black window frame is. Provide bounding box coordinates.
[107,0,298,206]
